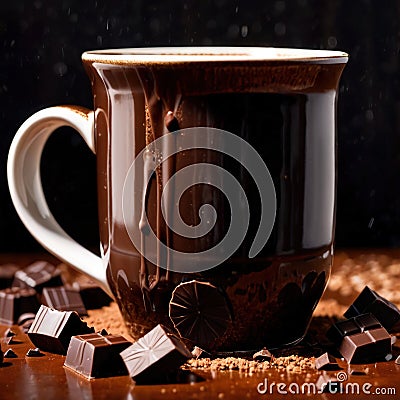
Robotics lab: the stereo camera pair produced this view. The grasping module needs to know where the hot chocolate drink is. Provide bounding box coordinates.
[83,48,346,350]
[8,47,348,351]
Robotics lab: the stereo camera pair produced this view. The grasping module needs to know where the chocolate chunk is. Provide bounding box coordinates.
[316,373,342,394]
[12,261,63,293]
[69,282,112,310]
[18,313,36,333]
[339,327,392,364]
[26,348,43,357]
[0,264,19,289]
[64,332,131,379]
[4,328,16,338]
[344,286,400,332]
[191,346,211,359]
[28,305,94,355]
[4,349,17,358]
[5,336,17,345]
[253,347,273,362]
[395,355,400,365]
[120,324,192,384]
[0,287,40,325]
[326,313,381,345]
[169,280,232,348]
[42,287,87,316]
[314,352,340,370]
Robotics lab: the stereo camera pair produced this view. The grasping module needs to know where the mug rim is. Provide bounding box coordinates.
[82,46,348,65]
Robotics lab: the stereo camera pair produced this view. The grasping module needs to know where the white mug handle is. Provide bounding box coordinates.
[7,106,111,297]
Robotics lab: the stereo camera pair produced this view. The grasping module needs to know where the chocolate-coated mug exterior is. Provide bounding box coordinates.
[8,47,348,351]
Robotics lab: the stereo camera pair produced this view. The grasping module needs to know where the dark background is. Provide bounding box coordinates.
[1,0,400,253]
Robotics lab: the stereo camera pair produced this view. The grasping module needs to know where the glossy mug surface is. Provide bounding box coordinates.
[8,47,348,351]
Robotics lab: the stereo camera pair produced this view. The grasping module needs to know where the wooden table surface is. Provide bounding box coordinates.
[1,250,400,400]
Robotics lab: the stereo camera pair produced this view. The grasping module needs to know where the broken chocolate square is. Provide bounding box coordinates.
[28,305,94,355]
[314,352,340,370]
[42,287,87,316]
[120,324,192,384]
[339,327,392,364]
[13,261,63,293]
[326,313,381,345]
[0,287,40,325]
[344,286,400,332]
[64,332,131,379]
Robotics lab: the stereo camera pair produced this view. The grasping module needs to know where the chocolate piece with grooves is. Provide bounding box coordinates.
[120,324,192,384]
[169,280,232,348]
[344,286,400,332]
[326,313,381,345]
[28,305,94,355]
[338,327,392,364]
[0,287,40,325]
[12,261,63,293]
[42,287,87,316]
[64,332,131,379]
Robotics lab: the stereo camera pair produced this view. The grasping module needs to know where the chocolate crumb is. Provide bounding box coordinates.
[26,348,43,357]
[253,347,273,362]
[186,354,315,373]
[5,336,17,345]
[4,329,16,338]
[4,349,17,358]
[192,346,211,359]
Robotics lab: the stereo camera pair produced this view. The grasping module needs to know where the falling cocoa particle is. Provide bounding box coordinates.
[164,111,180,132]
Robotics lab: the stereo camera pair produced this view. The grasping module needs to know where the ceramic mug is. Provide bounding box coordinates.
[8,47,348,351]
